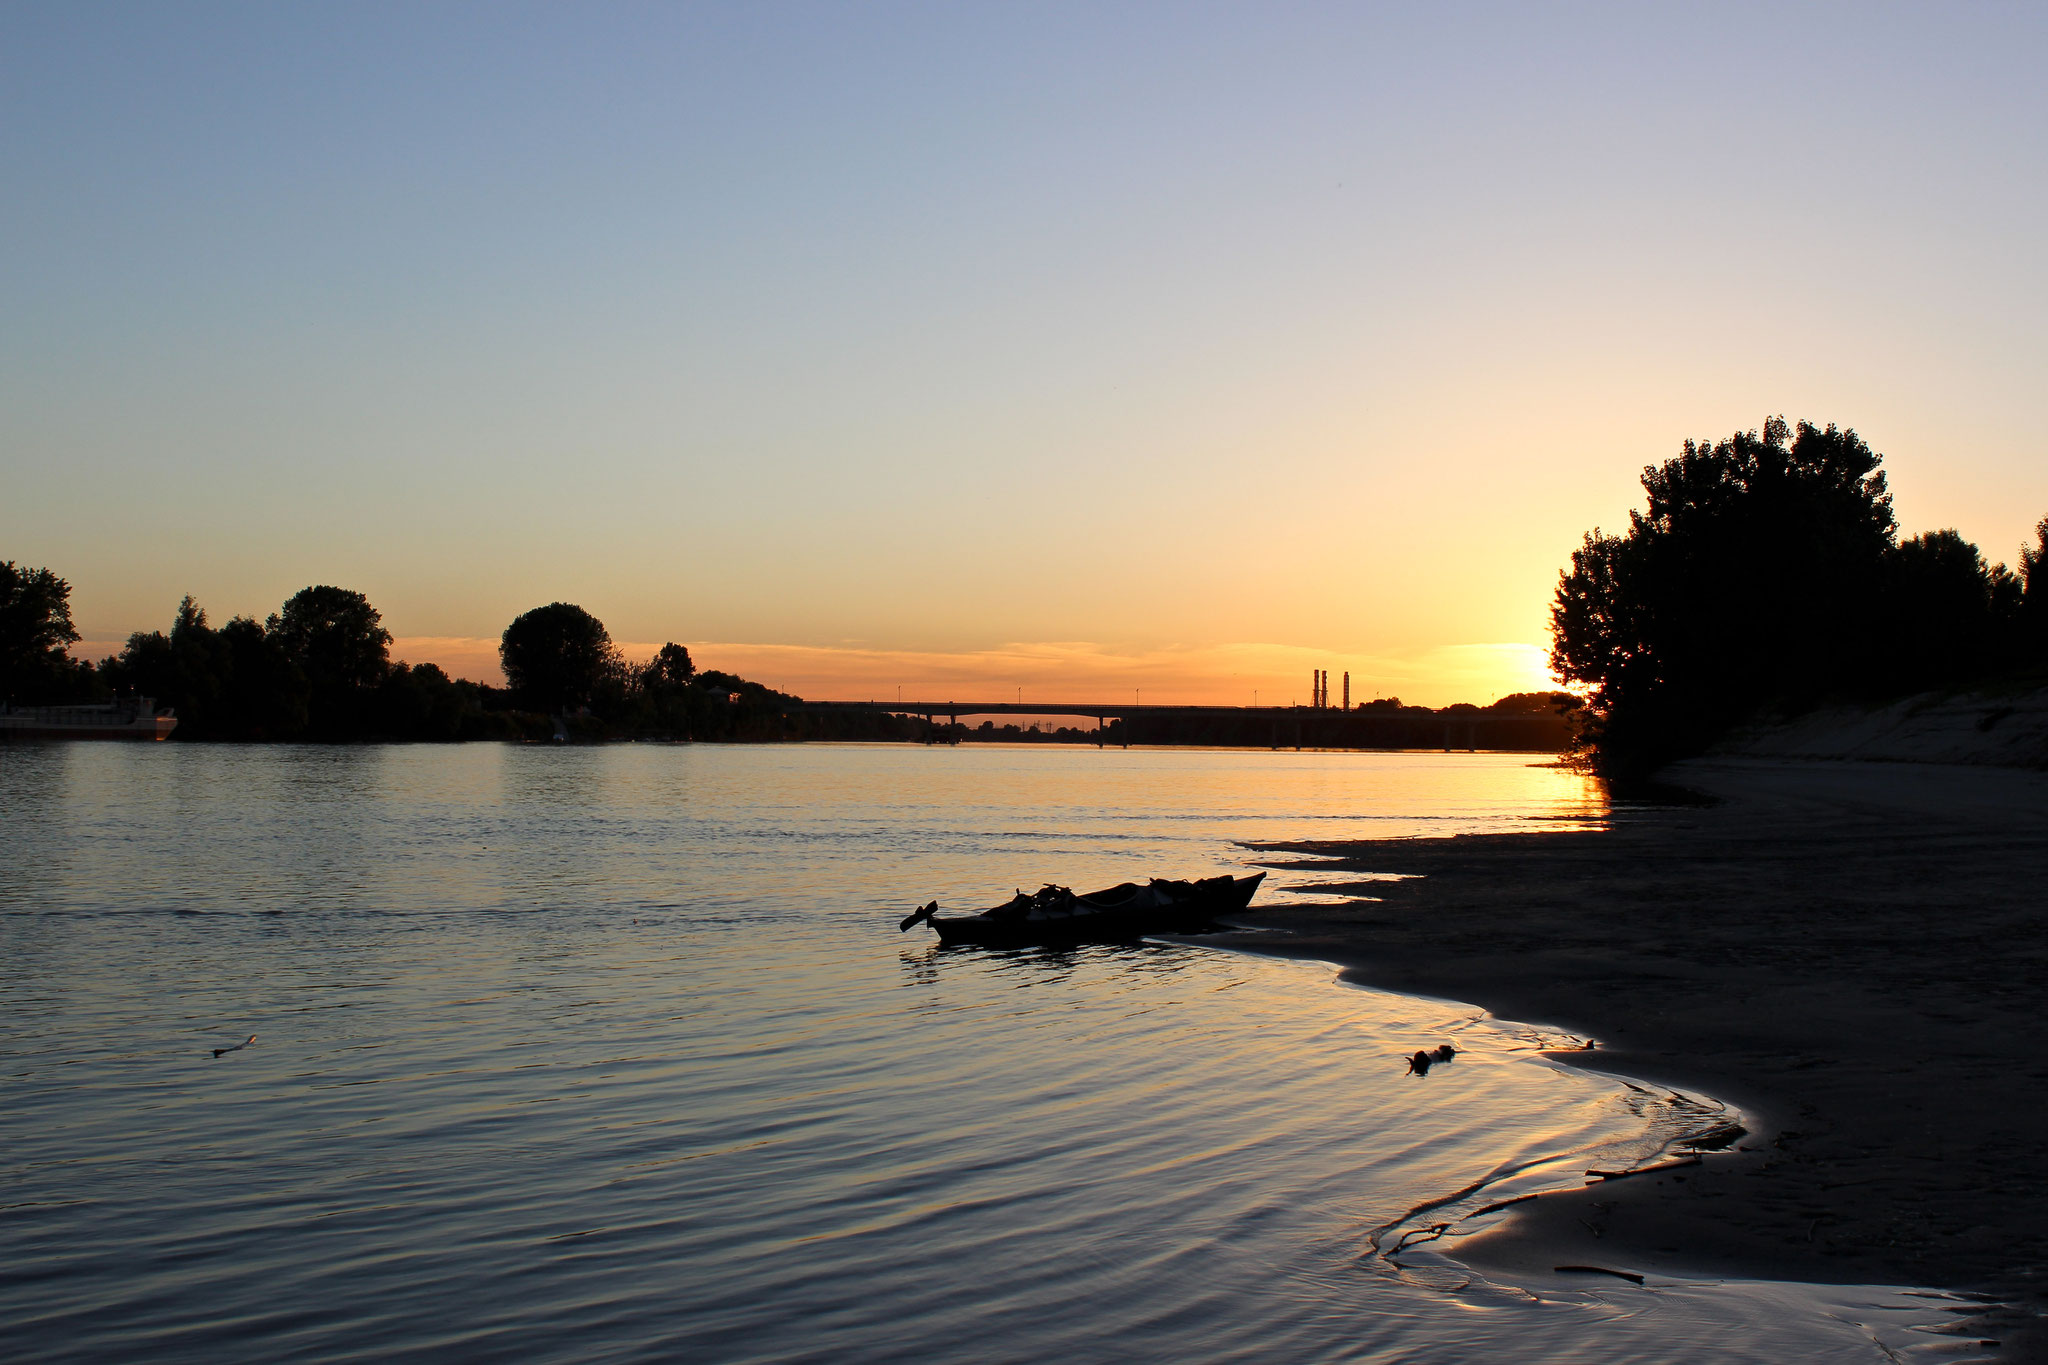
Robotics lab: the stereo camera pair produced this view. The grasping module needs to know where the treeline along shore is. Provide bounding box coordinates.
[0,581,903,744]
[0,571,1573,748]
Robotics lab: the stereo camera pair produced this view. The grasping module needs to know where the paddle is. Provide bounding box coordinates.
[898,901,938,932]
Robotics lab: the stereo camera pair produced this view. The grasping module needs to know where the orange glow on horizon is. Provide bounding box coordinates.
[393,636,1557,709]
[68,634,1560,709]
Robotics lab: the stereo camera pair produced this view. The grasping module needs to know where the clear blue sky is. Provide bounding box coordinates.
[6,2,2044,701]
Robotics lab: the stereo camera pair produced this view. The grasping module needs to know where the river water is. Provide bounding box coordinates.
[0,743,1989,1362]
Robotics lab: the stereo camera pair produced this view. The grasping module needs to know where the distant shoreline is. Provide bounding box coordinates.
[1213,757,2048,1354]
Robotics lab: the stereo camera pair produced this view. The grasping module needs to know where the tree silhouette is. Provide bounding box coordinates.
[0,562,86,704]
[268,586,391,690]
[641,642,696,690]
[1551,418,1898,771]
[267,586,392,736]
[2019,517,2048,658]
[1888,530,2018,689]
[500,602,620,714]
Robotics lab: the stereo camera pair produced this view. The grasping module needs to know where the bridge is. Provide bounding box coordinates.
[782,700,1560,751]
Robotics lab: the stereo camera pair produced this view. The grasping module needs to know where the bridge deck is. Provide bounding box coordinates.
[789,700,1524,722]
[794,700,1309,719]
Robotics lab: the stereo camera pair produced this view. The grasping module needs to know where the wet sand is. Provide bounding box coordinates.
[1214,757,2048,1355]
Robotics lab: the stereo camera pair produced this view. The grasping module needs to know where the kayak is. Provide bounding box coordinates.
[899,872,1264,947]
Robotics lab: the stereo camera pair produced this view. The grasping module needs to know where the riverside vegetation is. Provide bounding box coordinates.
[1551,417,2048,774]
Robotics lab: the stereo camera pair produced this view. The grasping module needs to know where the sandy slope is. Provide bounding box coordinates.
[1715,684,2048,769]
[1214,757,2048,1355]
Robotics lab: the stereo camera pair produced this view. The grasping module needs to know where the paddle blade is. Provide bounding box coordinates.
[898,901,937,932]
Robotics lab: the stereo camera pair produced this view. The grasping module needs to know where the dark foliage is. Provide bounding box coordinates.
[500,603,622,716]
[2019,517,2048,657]
[103,599,314,740]
[1552,418,2047,774]
[1886,531,2019,691]
[80,589,898,744]
[98,589,507,741]
[1488,691,1579,715]
[624,642,698,736]
[1,561,94,705]
[268,586,393,738]
[642,642,695,688]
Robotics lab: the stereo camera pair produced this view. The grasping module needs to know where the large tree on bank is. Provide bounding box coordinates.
[268,586,393,689]
[267,586,393,735]
[500,602,621,715]
[0,561,86,704]
[1550,418,1898,772]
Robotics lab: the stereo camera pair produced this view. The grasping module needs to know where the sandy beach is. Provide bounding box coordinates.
[1217,756,2048,1356]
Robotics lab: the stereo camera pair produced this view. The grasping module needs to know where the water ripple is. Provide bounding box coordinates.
[0,744,1984,1363]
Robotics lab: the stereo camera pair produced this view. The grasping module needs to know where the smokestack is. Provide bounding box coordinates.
[1343,671,1349,711]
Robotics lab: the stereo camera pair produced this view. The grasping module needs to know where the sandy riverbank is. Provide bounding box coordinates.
[1212,757,2048,1356]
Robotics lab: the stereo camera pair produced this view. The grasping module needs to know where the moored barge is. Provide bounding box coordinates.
[0,697,178,741]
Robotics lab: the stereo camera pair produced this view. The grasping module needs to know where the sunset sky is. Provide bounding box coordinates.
[7,4,2046,705]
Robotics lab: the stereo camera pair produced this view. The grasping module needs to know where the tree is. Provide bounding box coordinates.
[1886,530,2012,689]
[214,614,310,739]
[112,595,225,734]
[500,602,621,714]
[267,587,391,736]
[1487,691,1577,714]
[1551,418,1898,772]
[640,642,696,691]
[2019,517,2048,660]
[0,561,84,704]
[268,587,392,691]
[625,641,700,736]
[375,661,476,741]
[100,596,310,740]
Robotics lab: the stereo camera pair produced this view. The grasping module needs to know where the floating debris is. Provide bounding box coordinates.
[211,1034,255,1059]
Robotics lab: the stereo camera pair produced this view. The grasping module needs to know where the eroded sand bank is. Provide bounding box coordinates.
[1215,757,2048,1354]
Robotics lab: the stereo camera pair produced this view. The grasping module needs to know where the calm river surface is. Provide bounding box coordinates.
[0,743,1983,1362]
